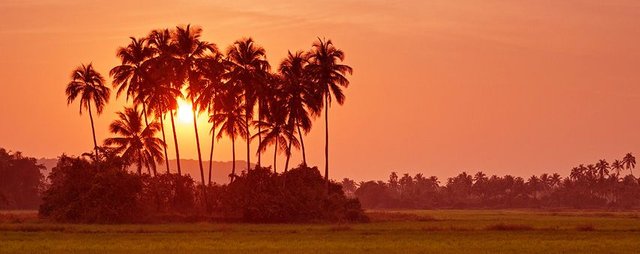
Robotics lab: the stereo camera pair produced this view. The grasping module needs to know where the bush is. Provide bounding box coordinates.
[215,165,368,223]
[39,156,143,223]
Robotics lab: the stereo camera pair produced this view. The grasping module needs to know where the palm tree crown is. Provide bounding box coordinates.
[104,107,164,175]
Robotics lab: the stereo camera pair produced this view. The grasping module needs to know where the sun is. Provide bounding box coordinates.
[176,99,194,123]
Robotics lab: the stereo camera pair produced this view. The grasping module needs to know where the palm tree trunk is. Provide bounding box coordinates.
[231,136,236,182]
[324,94,329,186]
[87,101,99,168]
[296,121,306,166]
[191,98,207,207]
[246,114,251,171]
[169,110,182,175]
[257,103,261,168]
[284,138,292,173]
[142,103,150,127]
[208,106,215,186]
[160,113,170,174]
[273,139,278,173]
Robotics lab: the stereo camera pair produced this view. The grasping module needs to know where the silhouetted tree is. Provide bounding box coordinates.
[65,63,111,163]
[104,107,164,175]
[307,38,352,187]
[225,38,270,170]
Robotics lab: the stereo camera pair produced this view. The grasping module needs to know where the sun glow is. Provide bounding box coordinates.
[177,99,194,124]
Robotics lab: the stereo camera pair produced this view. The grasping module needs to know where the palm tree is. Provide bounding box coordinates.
[147,28,183,175]
[110,37,155,126]
[104,108,165,176]
[211,94,247,182]
[279,51,321,166]
[137,78,182,174]
[623,153,636,177]
[194,53,226,185]
[173,24,216,195]
[612,159,624,177]
[307,38,352,184]
[595,159,610,180]
[253,98,300,173]
[65,63,111,163]
[104,107,164,175]
[225,38,270,170]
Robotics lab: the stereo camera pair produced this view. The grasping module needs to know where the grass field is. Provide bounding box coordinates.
[1,210,640,253]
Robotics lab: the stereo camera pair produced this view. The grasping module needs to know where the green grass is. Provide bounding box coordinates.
[1,210,640,253]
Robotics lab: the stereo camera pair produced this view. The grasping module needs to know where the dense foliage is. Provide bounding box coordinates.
[0,148,44,209]
[38,154,365,223]
[348,154,640,209]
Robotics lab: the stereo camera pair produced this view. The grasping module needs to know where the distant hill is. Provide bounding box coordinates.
[37,158,253,184]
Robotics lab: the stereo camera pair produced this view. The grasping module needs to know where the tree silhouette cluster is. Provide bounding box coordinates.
[65,24,352,202]
[348,153,640,209]
[38,152,365,223]
[0,148,44,209]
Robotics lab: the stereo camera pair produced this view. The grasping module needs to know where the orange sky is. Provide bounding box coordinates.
[1,0,640,181]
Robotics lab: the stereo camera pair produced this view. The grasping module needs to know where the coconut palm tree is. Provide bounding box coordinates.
[194,53,226,185]
[147,28,183,175]
[211,94,247,182]
[173,24,216,194]
[612,159,624,177]
[65,63,111,163]
[104,107,164,175]
[279,51,321,166]
[307,38,352,184]
[596,159,610,180]
[253,97,300,173]
[623,153,636,177]
[225,38,270,170]
[110,37,155,125]
[137,77,181,174]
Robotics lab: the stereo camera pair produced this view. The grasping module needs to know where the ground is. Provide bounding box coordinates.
[1,210,639,253]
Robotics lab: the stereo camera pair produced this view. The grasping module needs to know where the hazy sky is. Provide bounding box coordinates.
[1,0,640,181]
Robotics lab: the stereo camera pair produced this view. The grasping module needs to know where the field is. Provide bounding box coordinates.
[1,210,640,253]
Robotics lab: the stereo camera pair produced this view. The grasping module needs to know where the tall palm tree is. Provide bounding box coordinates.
[225,38,270,170]
[612,159,624,177]
[173,24,216,196]
[595,159,610,180]
[279,51,321,166]
[211,94,247,182]
[253,98,299,173]
[137,77,181,174]
[622,153,636,177]
[110,37,155,126]
[194,54,226,185]
[307,38,352,184]
[65,63,111,163]
[147,28,183,175]
[104,107,164,175]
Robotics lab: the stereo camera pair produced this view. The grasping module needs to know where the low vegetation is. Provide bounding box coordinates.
[1,210,639,253]
[37,154,366,223]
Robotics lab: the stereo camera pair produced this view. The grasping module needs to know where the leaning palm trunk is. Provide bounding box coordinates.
[159,113,170,174]
[296,120,306,166]
[169,110,182,175]
[284,138,292,172]
[87,101,99,169]
[273,139,278,173]
[208,106,215,186]
[191,99,207,207]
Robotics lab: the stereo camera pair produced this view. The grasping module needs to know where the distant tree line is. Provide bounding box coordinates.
[0,148,44,209]
[345,153,640,209]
